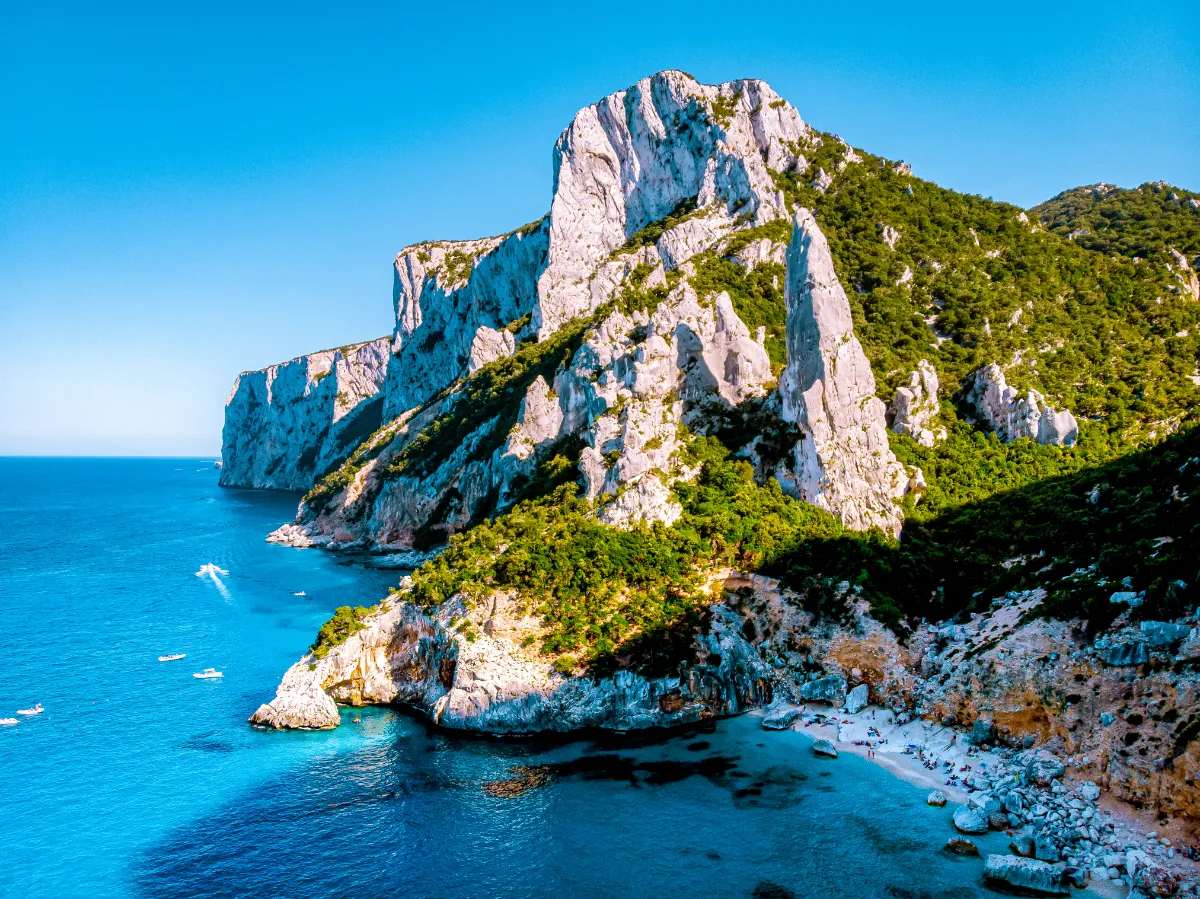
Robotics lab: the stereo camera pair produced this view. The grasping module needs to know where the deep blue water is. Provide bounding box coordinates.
[0,459,1005,898]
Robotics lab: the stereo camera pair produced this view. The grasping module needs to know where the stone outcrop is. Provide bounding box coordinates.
[777,209,907,535]
[888,360,943,447]
[965,363,1078,446]
[220,337,390,489]
[251,587,771,734]
[536,72,808,335]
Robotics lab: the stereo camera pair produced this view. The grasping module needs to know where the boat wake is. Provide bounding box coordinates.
[195,563,231,600]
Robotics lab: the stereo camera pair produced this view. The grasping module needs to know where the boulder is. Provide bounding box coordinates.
[952,805,989,835]
[1133,863,1179,897]
[1104,641,1150,667]
[1140,620,1191,651]
[812,739,839,758]
[1011,833,1036,857]
[888,360,942,447]
[844,683,869,714]
[762,706,803,731]
[1024,750,1066,785]
[927,790,947,807]
[1034,832,1061,863]
[971,717,996,746]
[965,363,1077,446]
[945,837,979,856]
[968,793,1002,816]
[799,675,847,706]
[1078,781,1101,802]
[982,855,1069,896]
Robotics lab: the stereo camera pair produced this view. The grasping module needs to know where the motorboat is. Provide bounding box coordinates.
[17,704,44,716]
[193,668,223,679]
[0,718,17,726]
[158,653,186,662]
[294,591,306,596]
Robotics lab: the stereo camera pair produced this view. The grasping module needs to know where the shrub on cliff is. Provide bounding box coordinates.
[310,605,372,658]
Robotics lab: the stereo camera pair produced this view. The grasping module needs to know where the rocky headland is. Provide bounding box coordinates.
[222,69,1200,896]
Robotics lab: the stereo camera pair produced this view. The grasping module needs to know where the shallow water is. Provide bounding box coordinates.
[0,459,1006,898]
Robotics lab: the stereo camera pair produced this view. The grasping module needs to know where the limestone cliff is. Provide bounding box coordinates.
[777,209,907,536]
[250,583,770,734]
[220,337,389,490]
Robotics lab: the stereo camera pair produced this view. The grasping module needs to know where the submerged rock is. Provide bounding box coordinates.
[944,837,979,857]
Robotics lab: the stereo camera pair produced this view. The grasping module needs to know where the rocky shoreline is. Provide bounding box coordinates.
[249,563,1200,896]
[762,704,1199,896]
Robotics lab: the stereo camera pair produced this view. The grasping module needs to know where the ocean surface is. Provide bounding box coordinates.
[0,458,1008,899]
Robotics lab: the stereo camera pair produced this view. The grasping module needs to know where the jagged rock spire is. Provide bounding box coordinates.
[778,209,907,536]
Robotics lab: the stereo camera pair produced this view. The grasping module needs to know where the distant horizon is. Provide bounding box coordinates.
[3,0,1196,456]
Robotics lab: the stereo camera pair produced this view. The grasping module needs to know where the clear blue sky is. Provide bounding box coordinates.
[1,1,1196,455]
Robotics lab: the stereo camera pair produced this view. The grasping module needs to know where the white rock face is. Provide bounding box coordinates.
[966,363,1078,446]
[220,337,390,490]
[384,222,549,418]
[468,326,516,373]
[536,71,809,335]
[777,210,907,536]
[250,590,771,733]
[557,280,773,526]
[888,360,943,447]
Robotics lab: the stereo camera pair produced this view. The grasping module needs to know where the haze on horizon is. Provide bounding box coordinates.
[1,0,1196,456]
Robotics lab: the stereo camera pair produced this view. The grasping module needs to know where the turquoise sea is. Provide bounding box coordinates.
[0,458,1005,898]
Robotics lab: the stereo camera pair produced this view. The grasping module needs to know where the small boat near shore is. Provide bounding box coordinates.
[158,653,186,662]
[193,668,223,679]
[17,704,44,716]
[0,718,17,726]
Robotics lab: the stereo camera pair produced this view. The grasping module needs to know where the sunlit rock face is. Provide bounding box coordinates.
[220,337,390,490]
[776,209,906,536]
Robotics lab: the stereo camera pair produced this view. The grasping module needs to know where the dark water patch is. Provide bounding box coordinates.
[752,881,797,899]
[482,752,742,797]
[181,735,235,754]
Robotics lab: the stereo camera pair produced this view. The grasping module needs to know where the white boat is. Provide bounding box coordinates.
[17,703,44,716]
[193,668,223,679]
[158,653,186,662]
[293,591,306,596]
[0,718,17,726]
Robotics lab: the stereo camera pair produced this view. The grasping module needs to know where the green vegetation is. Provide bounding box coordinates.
[689,221,792,371]
[310,605,373,658]
[441,249,476,285]
[766,134,1200,439]
[396,417,1198,672]
[1032,183,1200,262]
[707,91,740,128]
[617,196,699,255]
[312,369,332,384]
[383,312,596,483]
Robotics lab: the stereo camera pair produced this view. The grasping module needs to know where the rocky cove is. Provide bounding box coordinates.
[219,69,1200,897]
